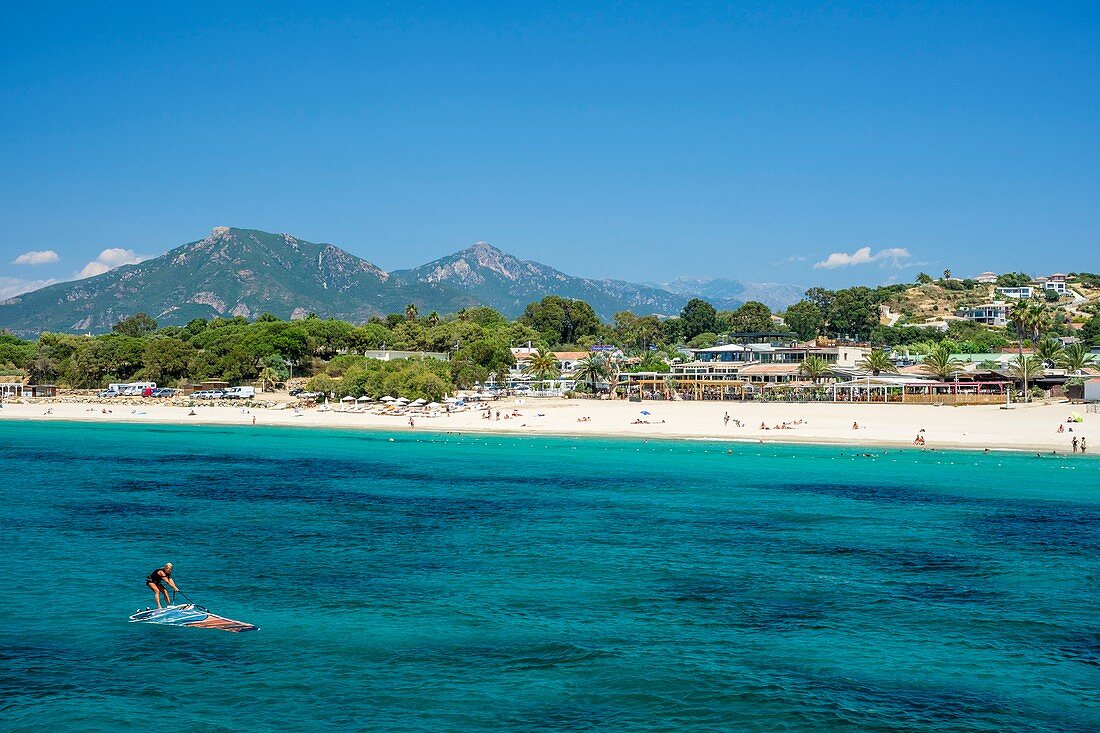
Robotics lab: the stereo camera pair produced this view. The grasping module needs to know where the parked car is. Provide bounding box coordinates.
[151,388,176,398]
[192,389,226,399]
[223,386,256,400]
[97,389,119,398]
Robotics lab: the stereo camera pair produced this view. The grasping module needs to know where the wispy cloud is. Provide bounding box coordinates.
[813,246,911,270]
[0,276,59,300]
[77,248,149,279]
[12,249,60,266]
[773,254,809,266]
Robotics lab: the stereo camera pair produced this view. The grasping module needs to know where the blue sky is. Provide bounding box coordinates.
[1,2,1097,300]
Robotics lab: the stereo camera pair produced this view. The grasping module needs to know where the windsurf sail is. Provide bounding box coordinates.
[129,603,258,632]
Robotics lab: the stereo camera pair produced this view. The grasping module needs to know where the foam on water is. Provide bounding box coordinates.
[1,420,1097,732]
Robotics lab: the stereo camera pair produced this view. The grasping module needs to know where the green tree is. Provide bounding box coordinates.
[827,287,878,339]
[798,355,831,384]
[1082,315,1100,347]
[404,303,420,321]
[687,332,718,349]
[139,338,195,383]
[523,349,560,381]
[783,301,823,340]
[858,349,897,376]
[921,343,964,380]
[519,296,601,346]
[112,313,158,337]
[916,273,933,285]
[942,269,952,280]
[726,301,772,333]
[574,353,611,393]
[679,298,717,341]
[1058,342,1094,373]
[1034,339,1064,366]
[1009,355,1045,401]
[458,306,507,328]
[996,272,1032,288]
[0,331,35,369]
[449,337,515,388]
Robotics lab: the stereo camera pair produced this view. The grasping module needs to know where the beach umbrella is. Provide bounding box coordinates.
[395,397,410,404]
[380,396,395,402]
[1071,412,1083,422]
[427,402,441,409]
[340,395,355,403]
[640,410,651,415]
[410,398,426,405]
[356,396,370,403]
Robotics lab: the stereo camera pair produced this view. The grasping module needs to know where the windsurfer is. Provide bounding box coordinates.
[146,563,179,609]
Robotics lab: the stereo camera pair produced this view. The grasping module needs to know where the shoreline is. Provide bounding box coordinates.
[0,396,1094,456]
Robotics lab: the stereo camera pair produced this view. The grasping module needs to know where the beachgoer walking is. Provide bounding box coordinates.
[1072,436,1078,453]
[1082,437,1087,454]
[146,563,178,609]
[723,412,729,427]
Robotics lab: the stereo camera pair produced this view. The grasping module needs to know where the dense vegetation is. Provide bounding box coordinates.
[2,280,1098,398]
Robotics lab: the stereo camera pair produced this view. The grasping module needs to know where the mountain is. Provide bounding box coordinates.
[0,228,744,336]
[653,276,806,312]
[0,228,407,335]
[391,242,694,320]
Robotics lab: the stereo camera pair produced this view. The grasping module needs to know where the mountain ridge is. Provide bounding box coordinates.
[0,227,754,336]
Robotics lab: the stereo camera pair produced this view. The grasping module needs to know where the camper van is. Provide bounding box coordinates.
[223,386,256,400]
[106,381,157,396]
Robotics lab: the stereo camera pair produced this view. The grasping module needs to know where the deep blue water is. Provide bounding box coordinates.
[0,420,1097,732]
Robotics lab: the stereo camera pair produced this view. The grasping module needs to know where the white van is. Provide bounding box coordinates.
[223,386,256,400]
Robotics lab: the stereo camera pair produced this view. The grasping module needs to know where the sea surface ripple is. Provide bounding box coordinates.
[0,420,1097,731]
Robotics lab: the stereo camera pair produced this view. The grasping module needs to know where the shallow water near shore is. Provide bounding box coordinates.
[1,420,1097,732]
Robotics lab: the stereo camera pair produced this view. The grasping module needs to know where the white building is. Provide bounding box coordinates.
[975,271,998,284]
[995,286,1034,299]
[1033,274,1067,295]
[958,302,1008,327]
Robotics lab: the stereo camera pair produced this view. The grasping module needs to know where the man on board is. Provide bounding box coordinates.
[146,563,179,609]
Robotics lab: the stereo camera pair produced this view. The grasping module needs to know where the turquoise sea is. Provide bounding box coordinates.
[0,420,1097,732]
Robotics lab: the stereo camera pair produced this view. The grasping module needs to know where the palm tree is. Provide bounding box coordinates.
[575,353,611,394]
[258,367,281,392]
[1009,355,1045,399]
[1058,342,1093,373]
[921,343,965,380]
[523,349,560,382]
[426,310,440,326]
[799,355,831,384]
[943,268,952,280]
[1008,300,1045,398]
[404,303,419,321]
[858,349,897,376]
[1034,339,1064,367]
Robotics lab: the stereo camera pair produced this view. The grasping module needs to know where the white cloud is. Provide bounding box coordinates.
[813,246,911,269]
[77,248,148,279]
[0,276,59,300]
[12,249,60,265]
[773,255,809,266]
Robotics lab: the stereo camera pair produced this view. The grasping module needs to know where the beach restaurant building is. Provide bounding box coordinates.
[617,341,871,401]
[829,375,1010,405]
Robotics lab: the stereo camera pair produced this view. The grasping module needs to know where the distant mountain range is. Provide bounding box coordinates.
[652,277,806,313]
[0,227,802,336]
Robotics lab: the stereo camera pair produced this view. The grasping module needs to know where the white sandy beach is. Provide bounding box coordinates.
[0,395,1094,454]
